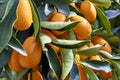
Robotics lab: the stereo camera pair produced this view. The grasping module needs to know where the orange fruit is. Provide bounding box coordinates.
[28,69,43,80]
[77,64,88,80]
[18,36,42,68]
[75,54,80,62]
[41,29,60,53]
[8,50,24,72]
[91,36,112,54]
[99,71,112,79]
[79,1,96,22]
[50,12,67,35]
[14,0,32,30]
[90,55,101,61]
[70,15,92,40]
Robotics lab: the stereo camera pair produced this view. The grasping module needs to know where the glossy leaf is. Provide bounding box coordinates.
[61,48,74,80]
[41,21,79,31]
[89,0,111,8]
[99,50,113,59]
[0,47,12,68]
[39,33,52,51]
[96,7,112,36]
[45,45,61,79]
[7,36,27,56]
[30,0,40,39]
[83,60,112,73]
[109,60,120,76]
[82,65,99,80]
[76,44,102,57]
[52,39,90,49]
[0,0,19,53]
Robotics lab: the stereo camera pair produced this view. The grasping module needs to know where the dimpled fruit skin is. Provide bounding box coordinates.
[18,36,42,68]
[14,0,32,30]
[8,50,24,72]
[79,1,96,22]
[70,15,92,40]
[91,36,112,54]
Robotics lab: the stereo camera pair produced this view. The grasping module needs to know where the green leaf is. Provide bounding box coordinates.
[0,0,19,53]
[109,60,120,76]
[5,65,14,80]
[89,0,111,8]
[29,0,40,39]
[99,50,113,59]
[61,48,74,80]
[41,21,79,31]
[0,0,8,18]
[112,70,119,80]
[39,33,52,51]
[52,39,90,49]
[96,7,112,36]
[14,69,29,80]
[0,47,12,68]
[76,44,102,57]
[82,65,99,80]
[7,36,27,56]
[45,45,61,79]
[83,60,112,73]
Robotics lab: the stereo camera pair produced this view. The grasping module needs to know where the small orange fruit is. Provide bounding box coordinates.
[70,15,92,40]
[28,69,43,80]
[90,55,101,61]
[41,29,60,53]
[50,12,67,35]
[14,0,32,30]
[75,54,80,62]
[8,50,24,72]
[79,1,97,22]
[99,71,112,79]
[91,36,112,54]
[77,64,88,80]
[18,36,42,68]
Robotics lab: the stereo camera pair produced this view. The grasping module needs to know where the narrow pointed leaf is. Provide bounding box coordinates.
[99,50,113,59]
[7,36,27,56]
[83,60,112,73]
[45,45,61,79]
[52,39,90,49]
[89,0,111,8]
[82,65,99,80]
[0,0,19,52]
[61,49,74,80]
[109,60,120,76]
[96,7,112,36]
[112,70,119,80]
[41,21,79,31]
[39,33,52,51]
[76,44,102,57]
[29,0,40,39]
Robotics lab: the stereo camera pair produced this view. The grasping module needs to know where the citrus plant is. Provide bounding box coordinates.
[0,0,120,80]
